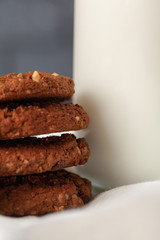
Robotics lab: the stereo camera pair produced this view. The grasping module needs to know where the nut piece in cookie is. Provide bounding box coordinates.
[32,71,40,82]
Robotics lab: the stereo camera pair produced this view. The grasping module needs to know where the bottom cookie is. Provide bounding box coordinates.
[0,170,91,217]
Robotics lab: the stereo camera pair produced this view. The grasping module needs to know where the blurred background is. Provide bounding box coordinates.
[0,0,73,77]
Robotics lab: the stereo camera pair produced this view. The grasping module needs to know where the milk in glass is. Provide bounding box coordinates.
[73,0,160,188]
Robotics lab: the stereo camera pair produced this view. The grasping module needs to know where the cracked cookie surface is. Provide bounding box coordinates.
[0,134,90,176]
[0,170,92,216]
[0,102,89,140]
[0,71,74,102]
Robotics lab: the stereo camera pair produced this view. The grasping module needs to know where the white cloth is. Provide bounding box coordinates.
[1,181,160,240]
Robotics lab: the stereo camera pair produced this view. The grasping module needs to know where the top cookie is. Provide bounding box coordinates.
[0,71,74,102]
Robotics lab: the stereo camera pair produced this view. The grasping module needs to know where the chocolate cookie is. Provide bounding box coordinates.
[0,170,92,216]
[0,134,90,177]
[0,102,89,140]
[0,71,74,102]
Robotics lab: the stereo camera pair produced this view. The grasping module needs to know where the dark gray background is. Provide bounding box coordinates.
[0,0,73,77]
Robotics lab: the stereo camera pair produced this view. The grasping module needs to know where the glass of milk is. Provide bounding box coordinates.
[73,0,160,189]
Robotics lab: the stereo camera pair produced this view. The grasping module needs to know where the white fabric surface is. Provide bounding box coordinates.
[1,181,160,240]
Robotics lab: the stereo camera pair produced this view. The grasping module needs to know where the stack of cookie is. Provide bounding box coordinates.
[0,71,91,217]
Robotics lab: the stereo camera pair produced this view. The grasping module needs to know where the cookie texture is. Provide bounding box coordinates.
[0,71,74,102]
[0,170,92,216]
[0,102,89,140]
[0,134,90,176]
